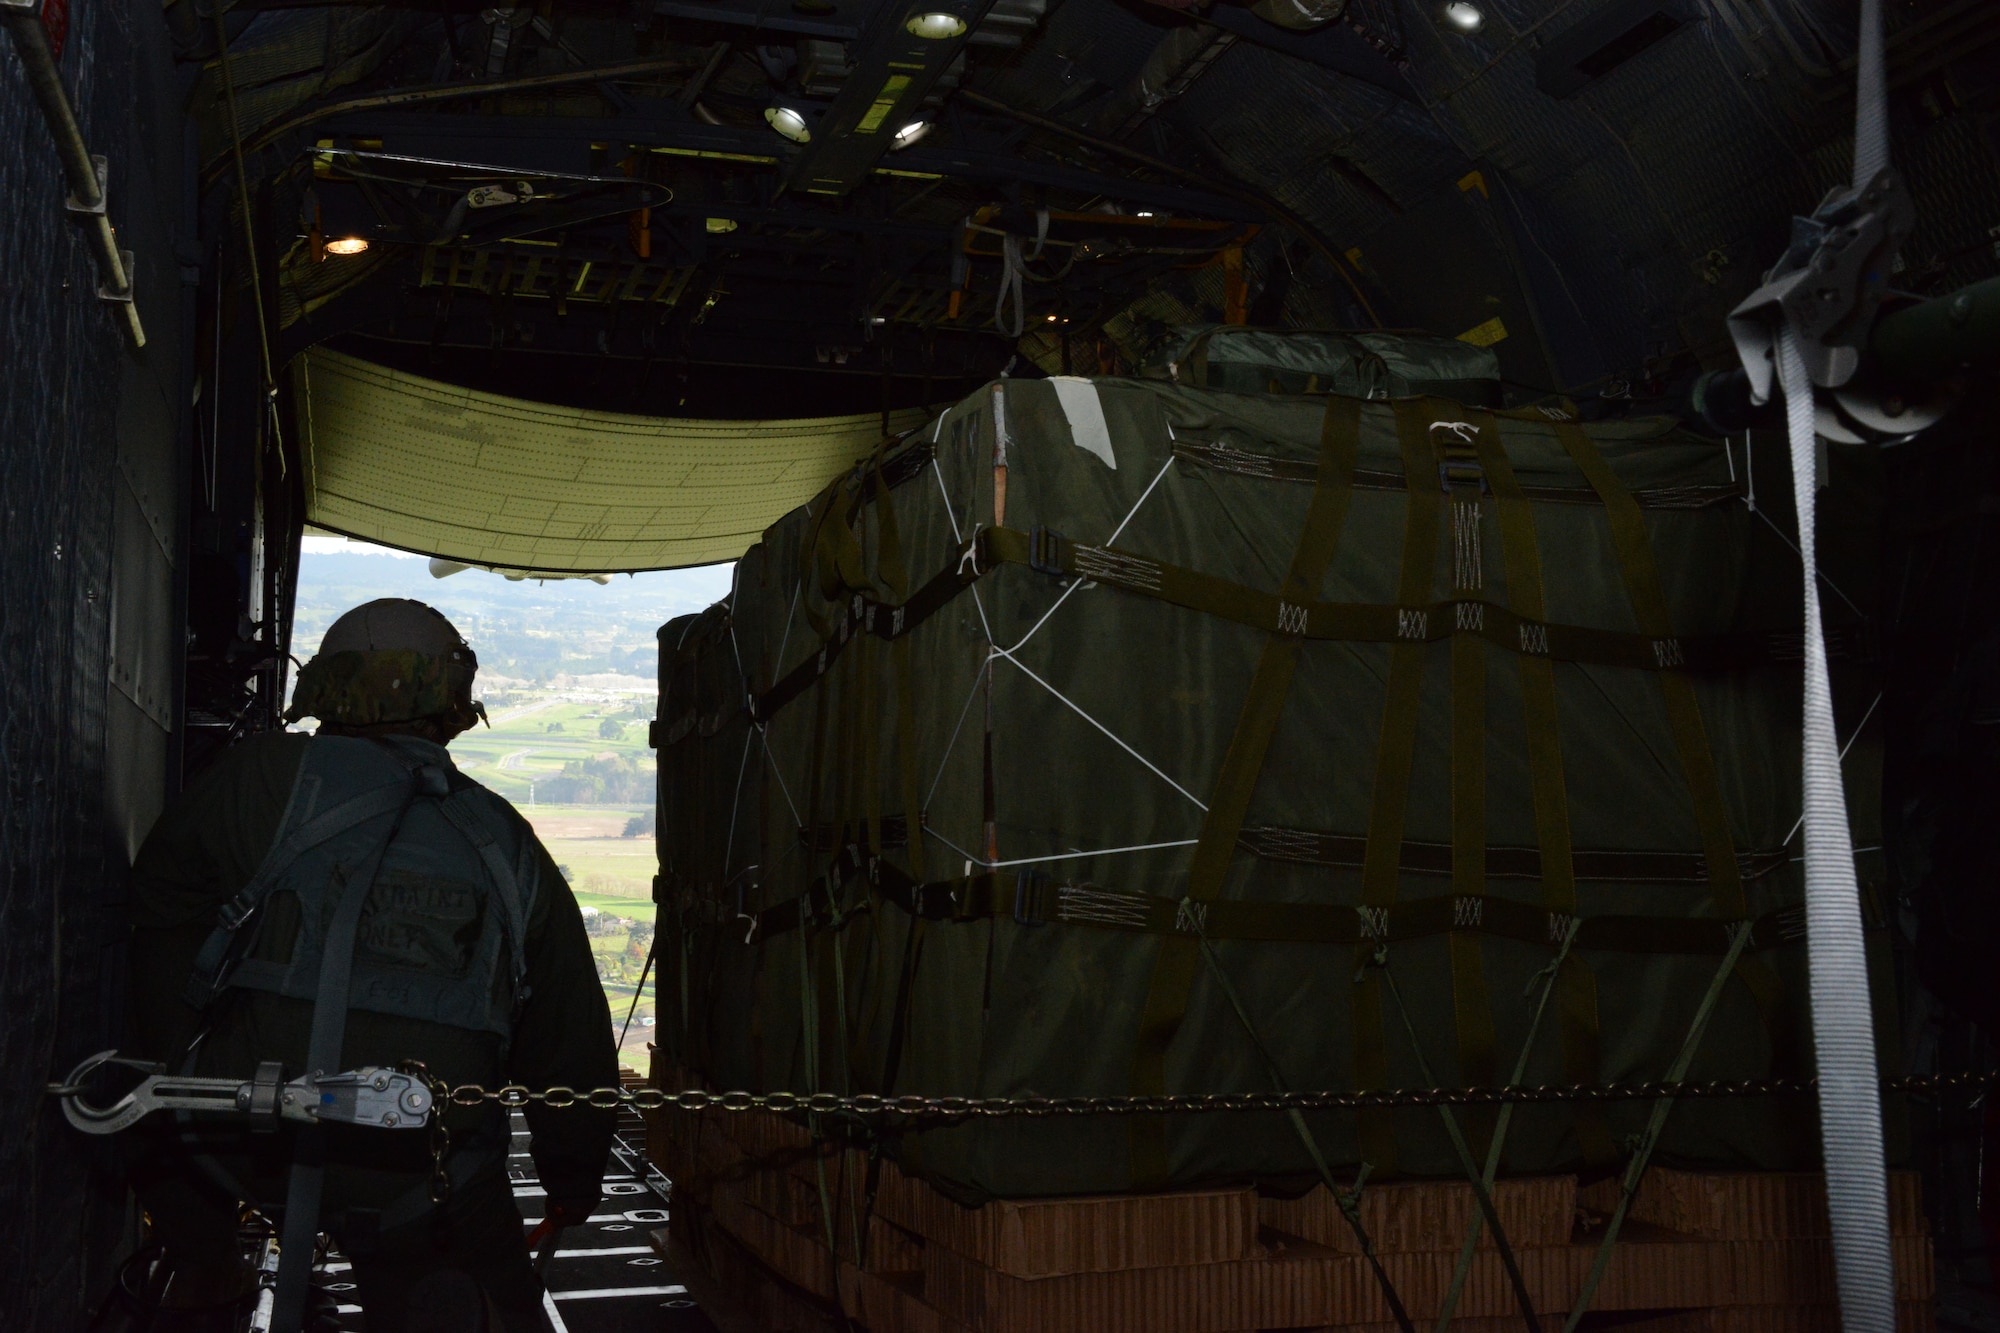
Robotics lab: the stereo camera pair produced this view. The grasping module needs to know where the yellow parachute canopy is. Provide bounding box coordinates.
[295,347,925,573]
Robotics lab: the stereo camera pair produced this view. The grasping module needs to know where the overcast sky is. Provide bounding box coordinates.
[298,534,735,602]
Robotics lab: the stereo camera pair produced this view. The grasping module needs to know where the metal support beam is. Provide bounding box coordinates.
[781,0,1002,198]
[1871,276,2000,382]
[1,0,145,345]
[315,111,1262,218]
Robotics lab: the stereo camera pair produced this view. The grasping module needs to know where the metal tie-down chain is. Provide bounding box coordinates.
[420,1070,1998,1120]
[54,1055,1998,1200]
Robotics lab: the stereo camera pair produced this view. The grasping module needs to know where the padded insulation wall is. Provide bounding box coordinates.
[296,347,926,573]
[0,0,191,1323]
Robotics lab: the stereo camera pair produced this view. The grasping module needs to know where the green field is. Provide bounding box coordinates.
[449,696,657,803]
[501,802,660,1071]
[446,696,666,1070]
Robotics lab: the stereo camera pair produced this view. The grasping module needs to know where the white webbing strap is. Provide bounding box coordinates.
[1771,1,1899,1326]
[1777,322,1895,1331]
[1851,0,1888,191]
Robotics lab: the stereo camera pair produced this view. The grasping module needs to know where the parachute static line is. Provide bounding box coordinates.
[1719,0,1902,1325]
[53,1049,434,1136]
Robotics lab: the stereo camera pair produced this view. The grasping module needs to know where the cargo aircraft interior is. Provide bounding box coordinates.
[5,0,2000,1328]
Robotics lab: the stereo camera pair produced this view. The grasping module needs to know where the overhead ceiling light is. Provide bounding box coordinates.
[904,11,966,38]
[763,105,812,143]
[705,217,738,234]
[1442,1,1483,31]
[325,236,370,256]
[891,119,931,149]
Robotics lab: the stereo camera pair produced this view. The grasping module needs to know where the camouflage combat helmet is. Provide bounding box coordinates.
[284,598,487,729]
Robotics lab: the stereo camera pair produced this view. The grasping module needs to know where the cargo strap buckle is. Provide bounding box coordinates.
[1012,868,1052,926]
[1027,526,1066,577]
[1436,456,1487,495]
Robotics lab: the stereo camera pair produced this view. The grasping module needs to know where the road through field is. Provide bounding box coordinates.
[486,697,565,725]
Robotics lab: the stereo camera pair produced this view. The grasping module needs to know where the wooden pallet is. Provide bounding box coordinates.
[644,1057,1935,1333]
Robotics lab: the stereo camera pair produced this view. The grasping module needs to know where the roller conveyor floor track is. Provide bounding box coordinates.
[314,1109,717,1332]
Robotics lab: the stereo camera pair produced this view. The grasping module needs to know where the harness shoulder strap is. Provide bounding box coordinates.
[272,752,427,1333]
[181,742,425,1012]
[435,786,537,1008]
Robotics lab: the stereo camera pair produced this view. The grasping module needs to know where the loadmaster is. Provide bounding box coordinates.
[124,598,617,1331]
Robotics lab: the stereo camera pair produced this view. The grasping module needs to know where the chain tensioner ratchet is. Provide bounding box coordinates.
[51,1049,434,1136]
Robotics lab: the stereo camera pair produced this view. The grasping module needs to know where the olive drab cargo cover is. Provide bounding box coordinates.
[1141,326,1505,406]
[653,376,1888,1202]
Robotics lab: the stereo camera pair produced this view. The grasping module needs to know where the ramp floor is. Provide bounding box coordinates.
[317,1108,716,1332]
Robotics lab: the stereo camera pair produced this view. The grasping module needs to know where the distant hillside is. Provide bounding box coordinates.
[294,547,733,687]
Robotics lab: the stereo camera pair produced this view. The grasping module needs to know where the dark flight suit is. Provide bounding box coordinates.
[127,731,618,1333]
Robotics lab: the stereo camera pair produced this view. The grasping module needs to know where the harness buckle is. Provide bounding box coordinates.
[216,894,258,932]
[1027,526,1065,577]
[248,1061,286,1132]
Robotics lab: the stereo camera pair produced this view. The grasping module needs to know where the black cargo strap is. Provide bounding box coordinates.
[739,525,1850,727]
[747,540,984,723]
[709,843,1818,958]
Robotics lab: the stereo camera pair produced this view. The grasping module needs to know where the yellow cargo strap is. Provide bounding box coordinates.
[1475,415,1616,1166]
[1352,397,1446,1176]
[1555,424,1791,1059]
[1554,424,1743,913]
[871,456,928,883]
[1127,395,1363,1189]
[1441,413,1499,1162]
[860,469,931,1082]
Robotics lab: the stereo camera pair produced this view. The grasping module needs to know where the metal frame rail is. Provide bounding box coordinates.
[0,0,145,347]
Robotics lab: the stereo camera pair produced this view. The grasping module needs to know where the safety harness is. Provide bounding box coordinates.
[173,736,535,1332]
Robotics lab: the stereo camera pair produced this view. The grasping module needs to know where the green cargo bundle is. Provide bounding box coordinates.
[653,373,1882,1203]
[1140,324,1504,405]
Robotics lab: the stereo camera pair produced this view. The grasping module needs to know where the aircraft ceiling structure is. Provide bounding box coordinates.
[298,347,925,570]
[166,0,2000,741]
[182,0,2000,422]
